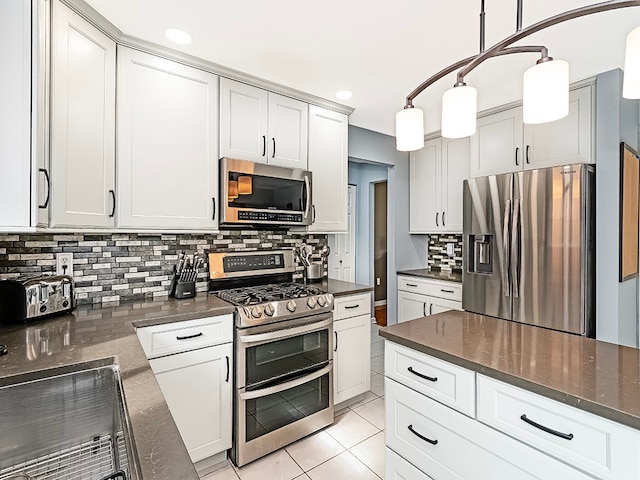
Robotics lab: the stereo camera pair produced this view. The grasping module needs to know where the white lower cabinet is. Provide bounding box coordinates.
[333,293,371,404]
[384,342,638,480]
[397,276,462,323]
[136,315,233,463]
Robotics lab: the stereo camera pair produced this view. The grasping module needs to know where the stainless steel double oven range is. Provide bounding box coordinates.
[208,250,334,467]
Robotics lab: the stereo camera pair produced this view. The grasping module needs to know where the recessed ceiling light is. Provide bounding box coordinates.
[336,90,353,100]
[164,28,193,45]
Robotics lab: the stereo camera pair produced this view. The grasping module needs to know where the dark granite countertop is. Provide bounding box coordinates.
[397,268,462,283]
[379,311,640,430]
[316,278,373,297]
[0,294,235,480]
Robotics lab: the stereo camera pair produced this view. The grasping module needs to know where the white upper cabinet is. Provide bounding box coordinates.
[0,0,32,230]
[50,0,116,228]
[470,85,593,178]
[267,93,309,169]
[117,47,219,230]
[410,136,469,233]
[220,78,308,168]
[220,79,268,163]
[307,105,349,233]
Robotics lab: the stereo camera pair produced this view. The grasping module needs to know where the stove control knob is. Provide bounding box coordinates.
[316,295,327,307]
[251,306,263,319]
[286,300,297,313]
[307,297,317,309]
[264,304,275,316]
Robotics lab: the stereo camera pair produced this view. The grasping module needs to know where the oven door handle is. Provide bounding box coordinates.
[239,316,332,345]
[240,363,332,401]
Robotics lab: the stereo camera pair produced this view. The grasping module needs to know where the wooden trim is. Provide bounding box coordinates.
[619,142,640,281]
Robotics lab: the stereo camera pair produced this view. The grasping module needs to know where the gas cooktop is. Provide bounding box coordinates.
[215,282,326,306]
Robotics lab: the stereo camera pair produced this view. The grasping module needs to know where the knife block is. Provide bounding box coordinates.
[172,278,196,299]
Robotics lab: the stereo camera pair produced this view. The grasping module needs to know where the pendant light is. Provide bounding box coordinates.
[623,25,640,98]
[523,58,569,124]
[441,84,477,138]
[395,107,424,151]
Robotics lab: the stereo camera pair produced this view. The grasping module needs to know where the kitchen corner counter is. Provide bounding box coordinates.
[0,294,235,480]
[314,278,373,297]
[397,268,462,283]
[379,310,640,430]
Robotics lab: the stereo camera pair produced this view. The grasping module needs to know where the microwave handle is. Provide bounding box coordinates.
[304,175,311,219]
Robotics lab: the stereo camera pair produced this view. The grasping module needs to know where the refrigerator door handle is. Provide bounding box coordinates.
[502,199,511,297]
[512,199,521,298]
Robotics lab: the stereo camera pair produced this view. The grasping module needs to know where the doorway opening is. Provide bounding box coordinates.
[373,181,388,326]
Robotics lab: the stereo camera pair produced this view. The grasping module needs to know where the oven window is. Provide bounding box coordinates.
[246,330,329,388]
[246,373,330,442]
[227,172,307,211]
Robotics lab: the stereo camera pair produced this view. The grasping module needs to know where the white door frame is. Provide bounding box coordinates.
[328,184,356,282]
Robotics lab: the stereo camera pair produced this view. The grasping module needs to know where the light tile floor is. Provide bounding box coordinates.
[202,323,386,480]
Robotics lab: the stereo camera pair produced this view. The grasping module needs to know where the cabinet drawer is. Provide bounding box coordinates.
[398,276,461,301]
[333,292,371,320]
[137,314,234,359]
[477,375,640,480]
[385,341,475,417]
[386,378,593,480]
[385,447,433,480]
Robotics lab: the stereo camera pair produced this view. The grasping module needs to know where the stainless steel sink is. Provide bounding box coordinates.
[0,362,140,480]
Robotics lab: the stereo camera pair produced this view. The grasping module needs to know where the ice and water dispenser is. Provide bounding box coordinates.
[467,234,493,274]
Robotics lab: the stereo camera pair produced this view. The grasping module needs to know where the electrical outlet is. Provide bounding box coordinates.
[56,253,73,276]
[446,243,455,256]
[376,277,381,286]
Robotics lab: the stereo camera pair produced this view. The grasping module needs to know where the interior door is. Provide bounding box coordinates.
[328,185,356,282]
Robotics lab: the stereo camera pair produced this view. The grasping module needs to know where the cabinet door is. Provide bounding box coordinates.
[117,47,219,229]
[220,78,268,164]
[267,93,308,169]
[441,136,469,233]
[307,105,348,233]
[0,0,31,229]
[50,0,116,228]
[150,343,232,463]
[427,296,463,315]
[334,314,371,404]
[524,85,593,170]
[398,290,428,323]
[410,138,441,233]
[470,106,523,178]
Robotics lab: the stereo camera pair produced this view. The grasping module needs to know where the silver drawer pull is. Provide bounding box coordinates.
[408,424,438,445]
[520,414,574,440]
[176,332,203,341]
[407,366,437,382]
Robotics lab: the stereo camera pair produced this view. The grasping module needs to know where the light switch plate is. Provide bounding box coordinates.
[446,243,455,256]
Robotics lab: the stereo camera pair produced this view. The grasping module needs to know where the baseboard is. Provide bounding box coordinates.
[195,451,229,476]
[374,300,387,307]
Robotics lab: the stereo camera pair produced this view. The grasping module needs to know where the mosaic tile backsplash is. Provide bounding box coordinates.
[428,234,463,272]
[0,231,328,305]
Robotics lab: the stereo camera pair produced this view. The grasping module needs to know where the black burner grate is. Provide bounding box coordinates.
[215,283,325,306]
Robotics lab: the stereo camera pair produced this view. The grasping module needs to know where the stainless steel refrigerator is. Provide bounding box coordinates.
[462,164,595,337]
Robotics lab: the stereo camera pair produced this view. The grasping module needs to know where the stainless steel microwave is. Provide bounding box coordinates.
[220,158,313,227]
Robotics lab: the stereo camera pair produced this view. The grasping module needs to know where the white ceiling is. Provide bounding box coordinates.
[85,0,640,137]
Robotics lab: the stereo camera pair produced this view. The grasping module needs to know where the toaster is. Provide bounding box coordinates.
[0,275,76,324]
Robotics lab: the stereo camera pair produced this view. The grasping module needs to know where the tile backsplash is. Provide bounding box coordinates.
[428,234,463,272]
[0,231,327,305]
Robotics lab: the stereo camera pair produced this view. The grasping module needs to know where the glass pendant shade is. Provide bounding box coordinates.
[623,25,640,99]
[228,180,239,199]
[238,176,252,195]
[441,85,477,138]
[523,59,569,124]
[396,107,425,151]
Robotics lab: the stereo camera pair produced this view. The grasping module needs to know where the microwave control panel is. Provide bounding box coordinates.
[237,211,303,223]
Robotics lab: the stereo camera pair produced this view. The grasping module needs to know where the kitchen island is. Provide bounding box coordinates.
[380,310,640,479]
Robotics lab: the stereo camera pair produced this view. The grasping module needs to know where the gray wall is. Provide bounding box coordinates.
[595,68,640,347]
[348,125,427,324]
